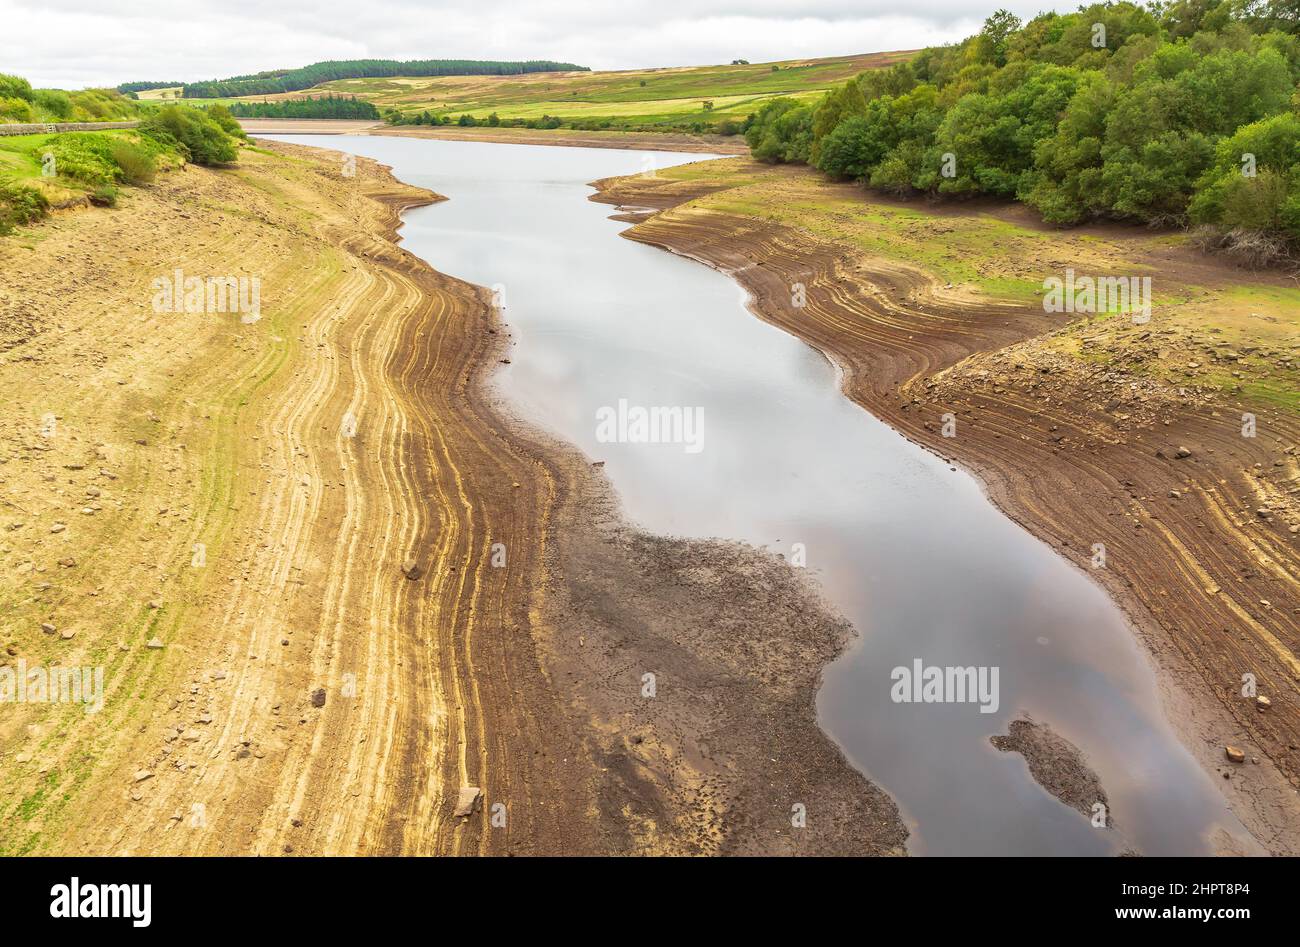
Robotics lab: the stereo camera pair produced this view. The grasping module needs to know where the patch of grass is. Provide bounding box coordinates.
[89,183,117,206]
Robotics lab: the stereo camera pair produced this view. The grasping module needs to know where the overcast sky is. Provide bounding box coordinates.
[3,0,1072,89]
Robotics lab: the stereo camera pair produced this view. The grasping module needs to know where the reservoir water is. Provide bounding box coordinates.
[269,135,1258,855]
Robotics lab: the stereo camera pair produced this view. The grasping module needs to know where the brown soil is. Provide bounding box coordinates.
[593,163,1300,855]
[991,717,1108,823]
[0,141,902,854]
[237,119,384,135]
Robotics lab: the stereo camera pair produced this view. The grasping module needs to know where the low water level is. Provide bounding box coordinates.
[271,135,1256,855]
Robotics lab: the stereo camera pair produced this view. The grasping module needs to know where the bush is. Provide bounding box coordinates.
[0,74,33,102]
[46,134,122,185]
[0,179,49,234]
[1189,224,1297,269]
[33,89,74,121]
[139,105,238,165]
[0,96,35,122]
[746,98,814,163]
[205,103,247,140]
[110,138,157,184]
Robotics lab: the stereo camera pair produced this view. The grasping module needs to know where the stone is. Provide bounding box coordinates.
[1174,446,1192,459]
[311,687,326,708]
[40,623,56,635]
[146,637,164,649]
[453,786,482,817]
[134,770,154,782]
[401,559,423,581]
[1256,695,1271,711]
[1225,745,1246,763]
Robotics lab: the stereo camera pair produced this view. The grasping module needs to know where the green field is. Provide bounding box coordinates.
[218,51,914,129]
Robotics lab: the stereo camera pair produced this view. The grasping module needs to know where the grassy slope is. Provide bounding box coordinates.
[216,51,914,127]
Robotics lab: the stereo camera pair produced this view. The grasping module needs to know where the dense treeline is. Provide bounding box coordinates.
[385,108,564,129]
[169,59,588,99]
[117,80,184,94]
[745,0,1300,256]
[224,95,381,120]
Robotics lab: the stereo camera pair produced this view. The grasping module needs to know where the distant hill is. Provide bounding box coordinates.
[119,59,590,99]
[304,51,914,134]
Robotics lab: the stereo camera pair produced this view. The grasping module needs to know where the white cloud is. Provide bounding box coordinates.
[1,0,1070,89]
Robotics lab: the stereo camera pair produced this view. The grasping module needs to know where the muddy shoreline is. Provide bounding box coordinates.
[3,138,905,855]
[269,141,909,853]
[590,167,1300,854]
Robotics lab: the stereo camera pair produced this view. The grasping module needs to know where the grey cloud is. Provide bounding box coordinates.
[2,0,1071,88]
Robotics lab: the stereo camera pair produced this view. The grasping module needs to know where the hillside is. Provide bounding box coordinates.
[226,50,915,132]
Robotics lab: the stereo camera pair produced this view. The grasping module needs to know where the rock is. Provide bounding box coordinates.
[40,622,56,635]
[1256,695,1272,711]
[1225,745,1246,763]
[59,629,75,640]
[146,637,164,649]
[1174,446,1192,459]
[311,687,326,708]
[134,770,154,782]
[181,729,201,742]
[50,523,66,533]
[453,786,482,817]
[1168,490,1181,499]
[148,600,162,610]
[400,559,423,581]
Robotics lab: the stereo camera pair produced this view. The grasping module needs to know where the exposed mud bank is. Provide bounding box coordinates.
[592,165,1300,855]
[0,138,905,855]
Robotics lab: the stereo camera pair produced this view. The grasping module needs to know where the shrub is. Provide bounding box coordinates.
[33,89,74,121]
[139,105,238,165]
[0,179,49,234]
[46,134,122,185]
[0,74,34,102]
[0,96,35,123]
[204,103,247,140]
[110,138,157,184]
